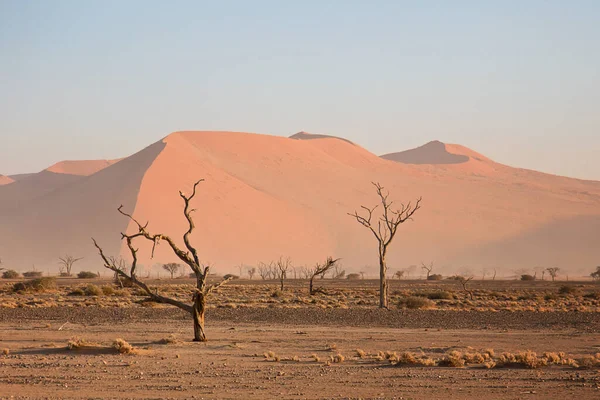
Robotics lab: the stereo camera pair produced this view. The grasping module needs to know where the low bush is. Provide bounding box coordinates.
[223,274,239,280]
[558,285,578,295]
[84,284,103,296]
[520,274,535,281]
[13,277,57,292]
[346,273,361,280]
[427,274,443,281]
[418,290,454,300]
[68,288,85,296]
[22,271,43,278]
[101,285,115,295]
[77,271,98,279]
[399,296,434,309]
[1,270,20,279]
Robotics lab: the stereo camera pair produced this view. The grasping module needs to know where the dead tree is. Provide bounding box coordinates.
[546,267,560,282]
[421,261,434,280]
[348,182,421,308]
[92,179,231,342]
[457,276,474,300]
[162,263,180,279]
[58,255,83,276]
[309,257,339,295]
[247,266,256,279]
[276,256,291,291]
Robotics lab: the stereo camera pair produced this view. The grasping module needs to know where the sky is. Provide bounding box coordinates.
[1,0,599,179]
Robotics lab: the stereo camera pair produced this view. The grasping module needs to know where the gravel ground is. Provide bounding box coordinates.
[1,307,598,332]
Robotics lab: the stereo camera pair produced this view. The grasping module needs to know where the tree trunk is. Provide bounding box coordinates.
[309,276,315,295]
[193,291,207,342]
[379,250,388,309]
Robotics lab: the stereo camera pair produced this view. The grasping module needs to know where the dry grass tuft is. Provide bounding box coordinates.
[2,348,9,355]
[355,348,366,358]
[311,353,321,362]
[67,337,98,350]
[113,338,136,354]
[333,353,345,363]
[439,350,466,367]
[158,334,181,345]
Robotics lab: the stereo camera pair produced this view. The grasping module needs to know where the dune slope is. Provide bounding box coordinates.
[1,131,598,276]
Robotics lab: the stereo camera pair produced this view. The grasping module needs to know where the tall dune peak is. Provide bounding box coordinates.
[45,159,122,176]
[381,140,491,165]
[289,131,355,145]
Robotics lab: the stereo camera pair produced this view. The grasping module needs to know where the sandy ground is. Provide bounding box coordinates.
[1,312,599,399]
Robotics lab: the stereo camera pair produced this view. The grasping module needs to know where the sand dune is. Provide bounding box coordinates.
[1,131,598,276]
[46,159,121,176]
[0,175,14,186]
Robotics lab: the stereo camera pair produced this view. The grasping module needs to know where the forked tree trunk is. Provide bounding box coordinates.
[193,292,207,342]
[379,250,388,309]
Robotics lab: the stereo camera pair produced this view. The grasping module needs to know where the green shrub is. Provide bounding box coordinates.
[84,284,103,296]
[1,270,20,279]
[77,271,98,279]
[13,277,57,292]
[22,271,43,278]
[399,296,434,309]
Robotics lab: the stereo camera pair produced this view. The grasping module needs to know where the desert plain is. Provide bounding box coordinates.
[1,277,599,400]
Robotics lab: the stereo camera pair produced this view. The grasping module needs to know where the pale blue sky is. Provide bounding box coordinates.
[1,1,598,179]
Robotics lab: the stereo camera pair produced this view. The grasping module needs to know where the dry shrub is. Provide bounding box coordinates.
[392,352,436,367]
[424,291,454,300]
[68,288,85,296]
[311,353,321,362]
[113,338,136,354]
[355,349,366,358]
[67,337,98,350]
[84,284,103,296]
[13,277,57,293]
[270,290,284,298]
[2,348,9,355]
[22,271,43,278]
[439,351,466,367]
[558,285,578,295]
[1,270,20,279]
[77,271,98,279]
[326,343,337,351]
[498,351,542,368]
[399,296,435,309]
[101,285,115,295]
[158,334,181,344]
[333,353,345,363]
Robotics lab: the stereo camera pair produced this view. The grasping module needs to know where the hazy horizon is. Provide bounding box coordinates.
[1,1,599,179]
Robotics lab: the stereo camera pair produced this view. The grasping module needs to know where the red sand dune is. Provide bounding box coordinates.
[0,131,598,277]
[0,175,14,186]
[45,159,121,176]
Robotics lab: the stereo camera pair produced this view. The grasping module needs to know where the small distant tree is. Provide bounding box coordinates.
[58,255,83,277]
[348,182,421,309]
[257,262,272,280]
[546,267,560,282]
[591,266,600,281]
[456,276,474,300]
[394,270,405,279]
[162,263,181,279]
[2,270,19,279]
[92,179,232,342]
[421,262,434,279]
[309,257,339,295]
[247,266,257,279]
[276,256,291,291]
[332,263,346,279]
